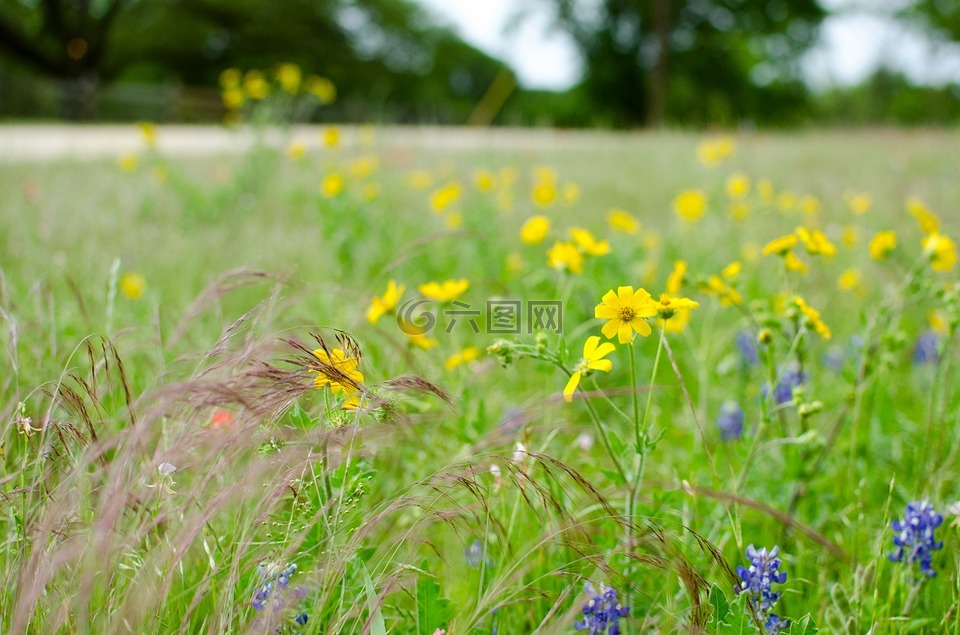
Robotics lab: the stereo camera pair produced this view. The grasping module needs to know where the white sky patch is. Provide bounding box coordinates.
[417,0,960,92]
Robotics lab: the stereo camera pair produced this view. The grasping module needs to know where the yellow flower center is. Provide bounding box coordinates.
[618,306,636,322]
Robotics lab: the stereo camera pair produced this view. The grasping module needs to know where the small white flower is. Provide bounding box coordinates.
[158,462,177,476]
[576,432,594,452]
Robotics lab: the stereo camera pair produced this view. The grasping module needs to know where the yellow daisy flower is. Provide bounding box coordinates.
[793,297,831,340]
[570,228,610,256]
[547,241,584,274]
[366,280,405,325]
[869,230,897,260]
[419,279,469,302]
[595,286,658,343]
[655,293,699,320]
[563,336,615,402]
[445,347,482,370]
[520,215,550,245]
[312,348,364,408]
[673,189,707,221]
[119,273,146,299]
[923,233,957,272]
[762,234,798,256]
[796,227,837,257]
[607,209,639,234]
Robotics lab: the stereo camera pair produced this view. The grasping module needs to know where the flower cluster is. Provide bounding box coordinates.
[890,500,944,578]
[763,363,807,405]
[716,402,745,441]
[573,583,630,634]
[252,563,308,627]
[736,545,788,634]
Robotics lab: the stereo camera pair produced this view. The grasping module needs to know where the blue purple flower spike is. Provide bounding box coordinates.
[736,545,788,634]
[890,500,944,578]
[716,402,745,441]
[573,582,630,634]
[252,562,308,628]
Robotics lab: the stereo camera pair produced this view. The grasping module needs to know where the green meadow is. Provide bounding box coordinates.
[1,126,958,634]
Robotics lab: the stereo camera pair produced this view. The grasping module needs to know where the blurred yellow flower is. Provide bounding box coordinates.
[796,227,836,257]
[923,233,957,272]
[312,348,363,409]
[444,211,463,229]
[793,296,831,340]
[655,293,699,320]
[762,234,798,256]
[741,242,761,263]
[607,208,639,234]
[305,75,337,103]
[570,228,610,256]
[474,169,496,192]
[869,230,897,259]
[564,336,615,402]
[532,181,557,207]
[800,195,821,216]
[286,140,307,159]
[431,184,461,213]
[118,154,138,172]
[406,332,438,350]
[275,63,301,93]
[445,347,482,370]
[696,136,735,167]
[907,197,939,234]
[499,166,519,187]
[361,183,381,202]
[841,224,859,247]
[699,275,742,306]
[547,241,584,274]
[520,215,550,245]
[407,170,433,190]
[359,125,376,146]
[562,182,581,205]
[419,279,469,302]
[784,251,808,274]
[726,173,751,199]
[666,260,687,295]
[595,286,657,343]
[847,192,872,215]
[837,269,862,292]
[497,190,514,214]
[219,68,241,89]
[757,178,775,204]
[366,280,405,325]
[350,156,378,178]
[119,273,146,299]
[776,191,796,213]
[222,88,244,110]
[321,173,344,198]
[322,127,340,148]
[729,201,750,220]
[506,252,526,274]
[137,122,157,148]
[643,232,662,251]
[243,70,269,100]
[722,261,742,280]
[673,190,707,221]
[930,310,949,336]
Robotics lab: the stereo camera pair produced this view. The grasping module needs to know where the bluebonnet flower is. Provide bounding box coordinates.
[890,500,944,578]
[252,562,309,628]
[716,402,745,441]
[913,330,940,365]
[573,582,630,634]
[762,363,807,405]
[465,539,495,569]
[736,330,760,366]
[736,545,788,634]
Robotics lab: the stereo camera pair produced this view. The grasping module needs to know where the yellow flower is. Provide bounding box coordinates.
[784,251,808,274]
[222,88,244,110]
[726,173,751,199]
[406,332,438,350]
[137,122,157,148]
[366,280,405,325]
[837,269,862,292]
[321,173,344,198]
[532,181,557,207]
[118,154,139,172]
[562,182,581,205]
[361,183,381,202]
[305,75,337,103]
[907,197,939,235]
[923,233,957,272]
[796,227,837,257]
[286,140,307,159]
[219,68,241,89]
[322,127,340,148]
[359,125,376,146]
[563,336,615,402]
[444,211,463,229]
[312,348,364,409]
[800,195,821,216]
[655,293,699,320]
[350,156,378,178]
[547,241,584,274]
[506,252,525,274]
[666,260,687,295]
[722,261,741,280]
[699,275,743,306]
[243,70,269,100]
[119,273,146,299]
[869,230,897,259]
[741,242,760,263]
[848,192,872,215]
[728,201,750,220]
[841,224,859,247]
[520,215,550,245]
[757,178,775,204]
[407,170,433,190]
[474,169,496,192]
[673,190,707,221]
[762,234,798,256]
[793,296,831,340]
[930,310,950,336]
[595,286,658,343]
[497,190,514,214]
[776,191,796,213]
[643,231,662,251]
[431,184,461,213]
[275,63,301,94]
[607,208,639,234]
[696,136,735,167]
[445,347,481,370]
[419,279,469,302]
[570,228,610,256]
[499,166,519,187]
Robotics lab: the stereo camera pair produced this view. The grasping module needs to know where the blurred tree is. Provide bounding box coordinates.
[906,0,960,39]
[536,0,826,126]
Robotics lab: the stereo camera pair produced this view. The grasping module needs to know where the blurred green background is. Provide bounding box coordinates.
[1,0,959,127]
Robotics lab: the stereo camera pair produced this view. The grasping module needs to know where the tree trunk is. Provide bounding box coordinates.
[647,0,670,127]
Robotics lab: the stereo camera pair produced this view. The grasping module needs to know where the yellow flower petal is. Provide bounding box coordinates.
[563,372,581,402]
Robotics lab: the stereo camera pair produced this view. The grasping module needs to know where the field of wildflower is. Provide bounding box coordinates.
[1,120,959,634]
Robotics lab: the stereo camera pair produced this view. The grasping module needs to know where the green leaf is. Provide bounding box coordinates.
[416,570,451,633]
[358,560,387,635]
[288,402,313,429]
[786,614,819,635]
[709,584,730,625]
